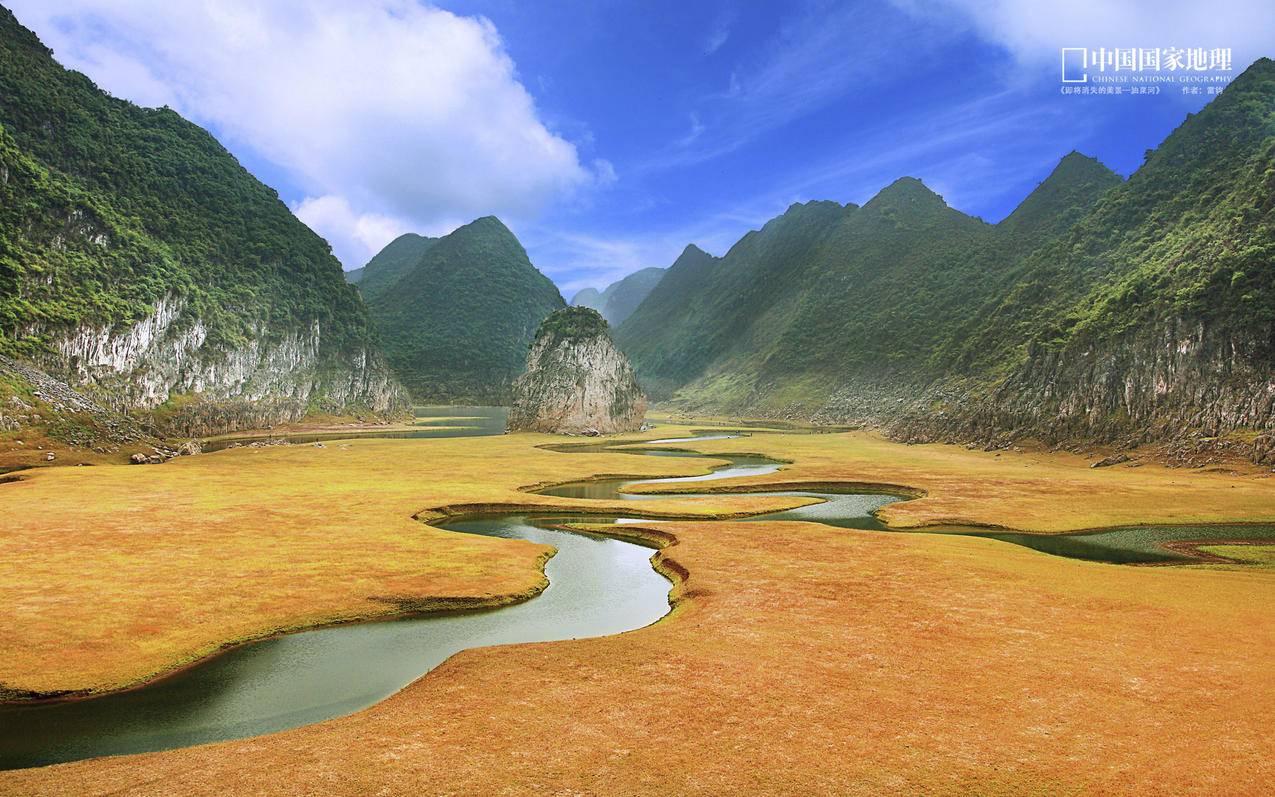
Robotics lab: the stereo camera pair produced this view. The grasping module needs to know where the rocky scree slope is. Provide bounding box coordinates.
[508,307,646,434]
[0,9,408,439]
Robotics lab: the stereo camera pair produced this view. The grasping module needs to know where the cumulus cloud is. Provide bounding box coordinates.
[898,0,1275,71]
[8,0,599,267]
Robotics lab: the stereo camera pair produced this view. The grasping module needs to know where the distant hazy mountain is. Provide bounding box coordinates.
[0,8,406,434]
[570,267,666,325]
[364,217,565,402]
[571,287,603,312]
[617,59,1275,459]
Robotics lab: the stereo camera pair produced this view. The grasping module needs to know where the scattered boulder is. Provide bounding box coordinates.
[507,307,646,435]
[44,452,55,462]
[129,453,148,465]
[1091,453,1132,468]
[176,440,202,456]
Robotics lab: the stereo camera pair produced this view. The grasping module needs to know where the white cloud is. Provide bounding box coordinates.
[8,0,601,268]
[703,9,734,55]
[292,195,414,267]
[898,0,1275,70]
[591,159,618,186]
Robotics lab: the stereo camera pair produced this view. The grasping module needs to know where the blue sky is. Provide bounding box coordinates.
[9,0,1273,295]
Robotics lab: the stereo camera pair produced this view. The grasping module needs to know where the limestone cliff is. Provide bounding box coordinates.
[508,308,646,434]
[0,9,409,437]
[887,314,1275,465]
[25,293,406,437]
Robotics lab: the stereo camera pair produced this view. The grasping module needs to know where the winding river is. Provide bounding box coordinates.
[3,415,1273,770]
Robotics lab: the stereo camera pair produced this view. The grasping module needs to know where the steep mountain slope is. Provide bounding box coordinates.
[570,266,666,325]
[619,158,1118,410]
[617,58,1275,459]
[0,7,406,435]
[616,203,849,398]
[905,57,1275,452]
[751,158,1123,408]
[365,217,565,402]
[347,233,437,302]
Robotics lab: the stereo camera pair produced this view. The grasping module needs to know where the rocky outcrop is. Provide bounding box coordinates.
[508,307,646,435]
[21,294,408,435]
[886,314,1275,464]
[968,317,1274,441]
[0,354,147,449]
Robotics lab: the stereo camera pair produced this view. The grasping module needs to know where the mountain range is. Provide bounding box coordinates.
[2,0,1271,462]
[616,58,1275,458]
[618,154,1120,406]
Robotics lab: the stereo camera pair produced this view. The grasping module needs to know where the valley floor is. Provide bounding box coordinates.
[2,426,1274,793]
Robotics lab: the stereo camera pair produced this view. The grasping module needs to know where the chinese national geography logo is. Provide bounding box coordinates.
[1060,47,1234,97]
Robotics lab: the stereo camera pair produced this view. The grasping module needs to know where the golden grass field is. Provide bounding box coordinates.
[3,425,1275,793]
[0,430,794,698]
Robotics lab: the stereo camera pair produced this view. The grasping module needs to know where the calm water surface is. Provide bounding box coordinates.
[201,405,508,451]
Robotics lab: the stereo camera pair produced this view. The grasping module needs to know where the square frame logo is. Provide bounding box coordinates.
[1061,48,1088,83]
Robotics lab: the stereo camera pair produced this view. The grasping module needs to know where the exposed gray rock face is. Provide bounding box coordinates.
[20,293,408,436]
[721,313,1275,466]
[983,317,1275,442]
[885,315,1275,464]
[507,307,646,435]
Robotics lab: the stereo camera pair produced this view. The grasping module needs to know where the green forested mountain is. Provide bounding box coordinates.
[617,158,1119,407]
[613,244,718,399]
[920,56,1275,446]
[570,266,665,325]
[617,58,1275,454]
[762,156,1122,393]
[616,203,848,398]
[346,233,437,301]
[948,64,1275,377]
[365,216,565,402]
[0,7,404,430]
